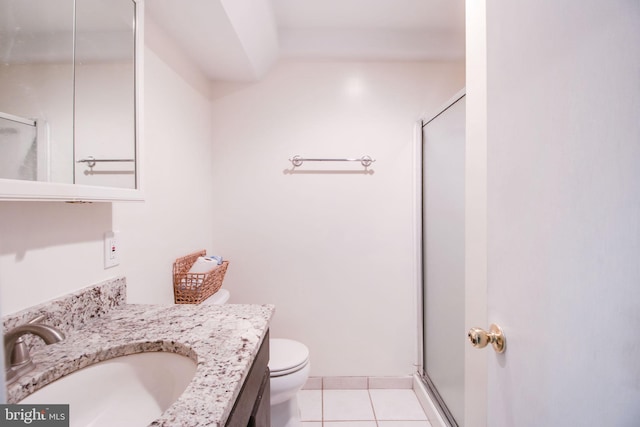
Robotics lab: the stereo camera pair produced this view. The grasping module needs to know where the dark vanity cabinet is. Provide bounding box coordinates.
[226,331,270,427]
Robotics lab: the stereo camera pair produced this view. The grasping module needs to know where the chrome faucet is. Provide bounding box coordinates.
[4,315,65,384]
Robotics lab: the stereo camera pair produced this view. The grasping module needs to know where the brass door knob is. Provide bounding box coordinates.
[467,323,506,353]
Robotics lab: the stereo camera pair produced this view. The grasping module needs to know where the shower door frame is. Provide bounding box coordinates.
[416,89,466,427]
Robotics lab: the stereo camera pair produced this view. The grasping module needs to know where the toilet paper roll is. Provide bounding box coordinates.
[188,256,219,274]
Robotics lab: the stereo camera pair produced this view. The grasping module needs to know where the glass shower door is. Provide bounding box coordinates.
[421,93,466,426]
[0,113,38,181]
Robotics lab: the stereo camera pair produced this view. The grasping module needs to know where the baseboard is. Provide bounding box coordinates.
[303,376,414,390]
[413,373,448,427]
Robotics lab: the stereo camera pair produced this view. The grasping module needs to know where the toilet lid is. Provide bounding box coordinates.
[269,339,309,376]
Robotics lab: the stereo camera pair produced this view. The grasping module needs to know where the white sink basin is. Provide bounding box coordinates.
[21,352,197,427]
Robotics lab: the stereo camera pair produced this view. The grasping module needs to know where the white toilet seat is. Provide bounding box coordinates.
[269,338,310,378]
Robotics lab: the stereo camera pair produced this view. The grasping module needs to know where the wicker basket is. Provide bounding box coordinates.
[173,250,229,304]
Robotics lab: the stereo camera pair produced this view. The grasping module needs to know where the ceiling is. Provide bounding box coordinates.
[146,0,465,82]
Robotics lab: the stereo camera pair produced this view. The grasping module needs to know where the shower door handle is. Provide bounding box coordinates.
[467,324,506,353]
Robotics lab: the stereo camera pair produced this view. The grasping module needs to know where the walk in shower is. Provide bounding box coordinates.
[419,92,466,427]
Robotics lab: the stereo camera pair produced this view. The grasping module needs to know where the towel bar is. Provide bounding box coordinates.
[289,155,375,168]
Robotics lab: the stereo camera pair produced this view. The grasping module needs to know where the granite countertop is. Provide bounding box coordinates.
[5,302,275,427]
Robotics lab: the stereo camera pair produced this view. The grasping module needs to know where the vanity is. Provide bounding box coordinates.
[3,278,274,426]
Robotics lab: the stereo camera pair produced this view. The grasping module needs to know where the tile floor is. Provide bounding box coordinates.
[298,389,432,427]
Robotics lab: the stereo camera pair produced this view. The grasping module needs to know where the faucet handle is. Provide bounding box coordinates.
[10,337,31,367]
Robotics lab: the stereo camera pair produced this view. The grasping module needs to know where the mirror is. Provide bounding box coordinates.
[0,0,137,190]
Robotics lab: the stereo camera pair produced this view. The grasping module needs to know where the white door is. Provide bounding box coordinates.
[466,1,640,426]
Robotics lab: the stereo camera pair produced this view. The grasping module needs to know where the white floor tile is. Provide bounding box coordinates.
[298,390,323,421]
[378,422,432,427]
[369,389,428,421]
[323,390,376,421]
[324,422,377,427]
[302,423,322,427]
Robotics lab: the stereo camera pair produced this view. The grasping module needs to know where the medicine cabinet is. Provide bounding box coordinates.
[0,0,143,201]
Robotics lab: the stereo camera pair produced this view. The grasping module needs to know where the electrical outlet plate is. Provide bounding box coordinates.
[104,231,120,268]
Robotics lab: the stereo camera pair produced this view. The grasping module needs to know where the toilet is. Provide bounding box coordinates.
[269,338,310,427]
[202,289,310,427]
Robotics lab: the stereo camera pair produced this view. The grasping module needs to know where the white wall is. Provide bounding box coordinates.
[208,60,464,376]
[0,201,114,313]
[0,37,216,313]
[114,45,216,306]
